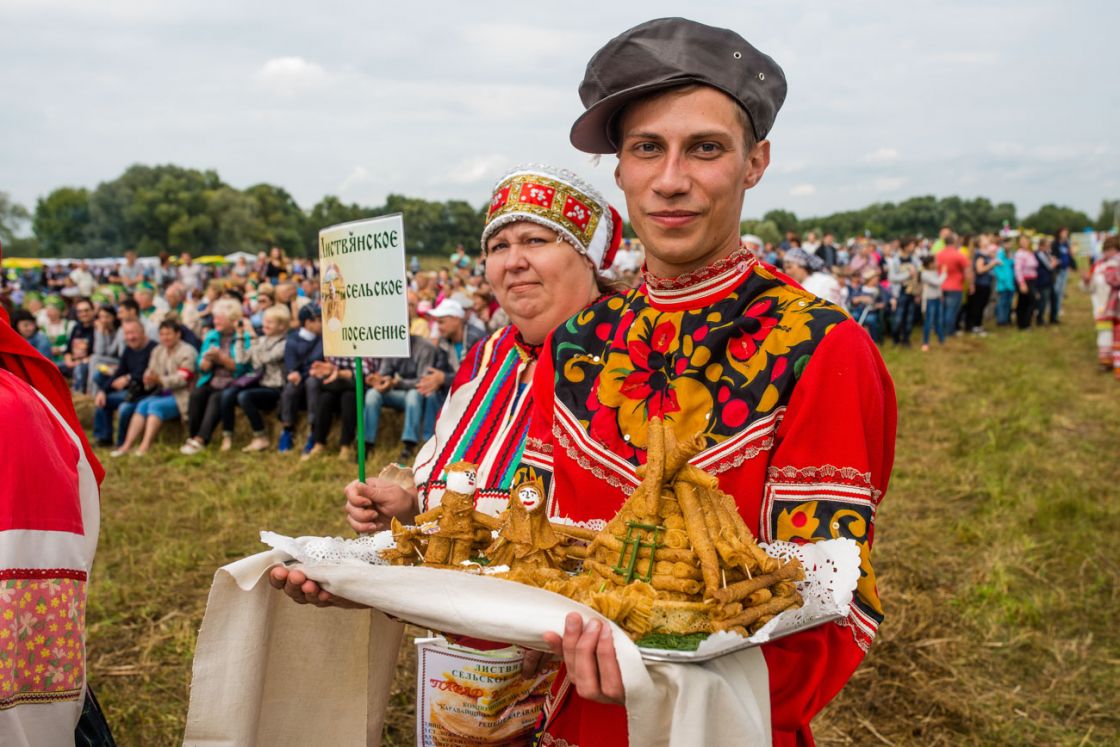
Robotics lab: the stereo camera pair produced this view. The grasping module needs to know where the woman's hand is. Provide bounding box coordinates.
[542,613,625,705]
[345,478,419,532]
[268,566,367,609]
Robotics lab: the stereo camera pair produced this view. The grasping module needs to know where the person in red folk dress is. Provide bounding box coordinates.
[519,18,897,746]
[0,244,112,744]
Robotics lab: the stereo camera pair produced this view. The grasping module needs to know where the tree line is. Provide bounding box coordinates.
[1,163,1116,258]
[0,164,486,259]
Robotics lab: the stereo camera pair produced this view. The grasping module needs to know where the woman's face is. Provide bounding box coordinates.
[96,309,115,328]
[45,305,61,322]
[213,313,233,333]
[484,221,597,339]
[159,325,181,348]
[262,314,282,336]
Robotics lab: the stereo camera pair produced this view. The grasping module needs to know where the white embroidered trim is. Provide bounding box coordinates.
[766,463,883,503]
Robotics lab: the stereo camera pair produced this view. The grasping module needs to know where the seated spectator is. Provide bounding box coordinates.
[304,357,369,462]
[249,284,275,334]
[61,298,96,389]
[278,304,323,453]
[422,298,488,438]
[10,309,53,359]
[41,296,74,365]
[227,305,290,452]
[92,320,156,446]
[180,299,252,454]
[111,319,198,457]
[87,304,123,394]
[363,334,439,462]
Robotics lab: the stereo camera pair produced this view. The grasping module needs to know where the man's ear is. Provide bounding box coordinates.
[614,159,623,190]
[742,140,772,191]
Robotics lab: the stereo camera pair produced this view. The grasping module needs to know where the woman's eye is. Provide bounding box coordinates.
[488,242,508,253]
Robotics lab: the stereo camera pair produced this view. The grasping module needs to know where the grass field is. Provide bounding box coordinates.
[83,291,1118,745]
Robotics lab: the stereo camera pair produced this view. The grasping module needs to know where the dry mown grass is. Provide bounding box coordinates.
[84,293,1118,745]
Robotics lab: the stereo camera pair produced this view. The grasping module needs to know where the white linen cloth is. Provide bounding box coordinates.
[185,551,771,746]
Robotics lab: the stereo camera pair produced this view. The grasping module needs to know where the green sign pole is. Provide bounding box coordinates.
[355,356,366,482]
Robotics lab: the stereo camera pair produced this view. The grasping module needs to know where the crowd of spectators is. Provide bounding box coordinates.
[0,225,1108,458]
[749,225,1084,351]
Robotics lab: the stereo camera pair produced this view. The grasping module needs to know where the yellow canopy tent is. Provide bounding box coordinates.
[1,257,44,269]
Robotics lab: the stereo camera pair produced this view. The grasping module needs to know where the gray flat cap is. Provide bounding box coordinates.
[570,17,787,154]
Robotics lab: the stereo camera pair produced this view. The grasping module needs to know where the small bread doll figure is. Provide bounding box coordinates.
[484,476,564,571]
[415,461,484,566]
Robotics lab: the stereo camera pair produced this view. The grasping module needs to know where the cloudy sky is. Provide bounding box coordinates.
[2,0,1117,224]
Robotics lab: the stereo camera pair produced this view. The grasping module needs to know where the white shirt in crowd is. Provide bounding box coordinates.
[802,271,844,307]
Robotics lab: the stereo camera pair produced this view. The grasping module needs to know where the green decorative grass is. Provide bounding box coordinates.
[84,292,1119,745]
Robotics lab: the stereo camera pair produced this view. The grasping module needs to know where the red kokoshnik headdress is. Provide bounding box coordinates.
[480,164,623,271]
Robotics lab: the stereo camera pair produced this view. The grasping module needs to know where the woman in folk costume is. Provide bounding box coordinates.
[518,19,897,746]
[270,162,623,592]
[0,245,110,744]
[1090,235,1120,378]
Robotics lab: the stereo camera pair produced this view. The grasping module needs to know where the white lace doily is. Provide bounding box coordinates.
[260,530,396,566]
[686,537,861,660]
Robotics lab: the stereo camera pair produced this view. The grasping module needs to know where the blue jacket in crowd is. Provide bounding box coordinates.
[283,329,323,380]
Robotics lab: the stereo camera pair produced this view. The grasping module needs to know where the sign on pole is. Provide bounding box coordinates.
[318,213,411,358]
[317,213,410,480]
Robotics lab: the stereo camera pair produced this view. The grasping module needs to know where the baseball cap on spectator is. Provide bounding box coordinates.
[430,299,465,319]
[298,303,321,324]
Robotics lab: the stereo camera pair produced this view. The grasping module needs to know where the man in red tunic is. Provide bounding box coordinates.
[524,18,897,746]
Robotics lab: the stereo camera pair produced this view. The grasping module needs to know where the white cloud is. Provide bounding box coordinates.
[873,176,907,192]
[337,166,370,194]
[443,155,510,185]
[255,56,326,93]
[864,147,900,164]
[790,184,817,197]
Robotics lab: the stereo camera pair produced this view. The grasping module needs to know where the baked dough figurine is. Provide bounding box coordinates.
[484,477,564,572]
[413,461,491,566]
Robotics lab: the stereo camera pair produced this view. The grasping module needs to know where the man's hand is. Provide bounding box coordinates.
[143,371,160,387]
[111,375,130,391]
[542,613,625,705]
[521,649,556,679]
[287,371,301,385]
[94,391,106,408]
[373,375,393,393]
[416,367,446,396]
[268,566,367,609]
[345,478,418,533]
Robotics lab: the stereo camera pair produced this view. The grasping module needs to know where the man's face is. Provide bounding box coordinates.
[615,86,770,276]
[125,251,136,264]
[437,314,463,341]
[75,302,94,325]
[136,290,153,309]
[122,322,145,349]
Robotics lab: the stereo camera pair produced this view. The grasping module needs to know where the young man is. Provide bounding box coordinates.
[278,303,324,453]
[522,18,896,746]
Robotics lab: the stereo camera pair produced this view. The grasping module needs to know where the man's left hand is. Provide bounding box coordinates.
[416,367,445,396]
[542,613,625,705]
